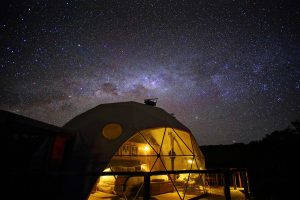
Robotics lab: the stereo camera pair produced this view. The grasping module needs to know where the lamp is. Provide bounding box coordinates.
[187,159,193,164]
[143,145,150,152]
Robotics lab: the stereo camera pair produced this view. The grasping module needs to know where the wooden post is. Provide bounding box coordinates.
[241,170,250,199]
[223,170,231,200]
[233,172,237,190]
[237,171,242,187]
[144,174,150,200]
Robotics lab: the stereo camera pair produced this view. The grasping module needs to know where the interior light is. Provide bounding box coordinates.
[187,159,193,164]
[143,145,150,152]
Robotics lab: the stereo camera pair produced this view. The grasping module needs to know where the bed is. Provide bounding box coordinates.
[97,165,174,197]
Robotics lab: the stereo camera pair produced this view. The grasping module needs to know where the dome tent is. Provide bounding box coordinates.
[61,101,206,200]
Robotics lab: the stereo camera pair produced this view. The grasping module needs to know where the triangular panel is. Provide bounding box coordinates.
[114,175,144,199]
[139,128,166,154]
[117,133,157,156]
[150,156,166,172]
[160,128,193,156]
[172,128,194,154]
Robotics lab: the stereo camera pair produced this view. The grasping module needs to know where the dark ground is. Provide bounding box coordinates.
[200,121,300,200]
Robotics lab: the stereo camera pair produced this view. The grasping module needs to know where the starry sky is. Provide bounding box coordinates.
[1,0,300,145]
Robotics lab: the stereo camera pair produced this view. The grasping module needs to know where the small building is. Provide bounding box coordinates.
[2,101,207,200]
[1,109,65,199]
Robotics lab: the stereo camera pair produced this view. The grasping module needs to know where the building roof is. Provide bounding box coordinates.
[63,101,190,133]
[0,109,62,135]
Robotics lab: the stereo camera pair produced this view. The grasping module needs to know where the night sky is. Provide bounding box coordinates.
[1,0,300,145]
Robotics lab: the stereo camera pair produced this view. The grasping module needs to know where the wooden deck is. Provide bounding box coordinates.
[88,186,246,200]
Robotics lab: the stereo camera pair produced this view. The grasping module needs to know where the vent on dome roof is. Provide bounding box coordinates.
[144,98,158,106]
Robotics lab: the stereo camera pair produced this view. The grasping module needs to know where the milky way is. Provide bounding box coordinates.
[1,0,300,145]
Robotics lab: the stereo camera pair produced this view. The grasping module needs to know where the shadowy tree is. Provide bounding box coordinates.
[201,120,300,200]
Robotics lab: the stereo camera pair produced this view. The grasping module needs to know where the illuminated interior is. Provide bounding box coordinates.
[93,127,206,199]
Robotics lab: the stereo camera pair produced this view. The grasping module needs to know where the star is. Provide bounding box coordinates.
[0,0,299,145]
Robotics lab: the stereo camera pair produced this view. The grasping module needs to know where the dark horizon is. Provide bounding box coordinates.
[1,107,298,147]
[200,120,300,199]
[1,0,300,145]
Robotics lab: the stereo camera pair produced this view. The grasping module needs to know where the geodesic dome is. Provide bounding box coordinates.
[61,101,205,200]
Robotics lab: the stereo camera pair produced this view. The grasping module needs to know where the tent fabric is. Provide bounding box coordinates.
[62,101,192,171]
[60,101,201,200]
[63,101,190,132]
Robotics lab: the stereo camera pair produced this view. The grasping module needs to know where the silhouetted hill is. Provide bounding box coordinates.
[200,120,300,200]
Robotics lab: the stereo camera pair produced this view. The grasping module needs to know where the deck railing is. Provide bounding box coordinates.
[50,168,250,200]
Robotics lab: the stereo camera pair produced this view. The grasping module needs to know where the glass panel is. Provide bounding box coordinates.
[96,168,117,195]
[139,128,166,154]
[150,157,167,172]
[191,136,205,168]
[109,155,157,172]
[140,155,158,172]
[90,127,209,200]
[172,128,194,154]
[160,156,195,171]
[115,133,157,156]
[193,156,204,170]
[110,131,159,172]
[114,175,144,199]
[150,173,181,200]
[160,128,194,156]
[174,171,193,200]
[188,156,199,170]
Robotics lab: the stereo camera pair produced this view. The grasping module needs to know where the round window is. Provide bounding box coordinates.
[102,123,122,140]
